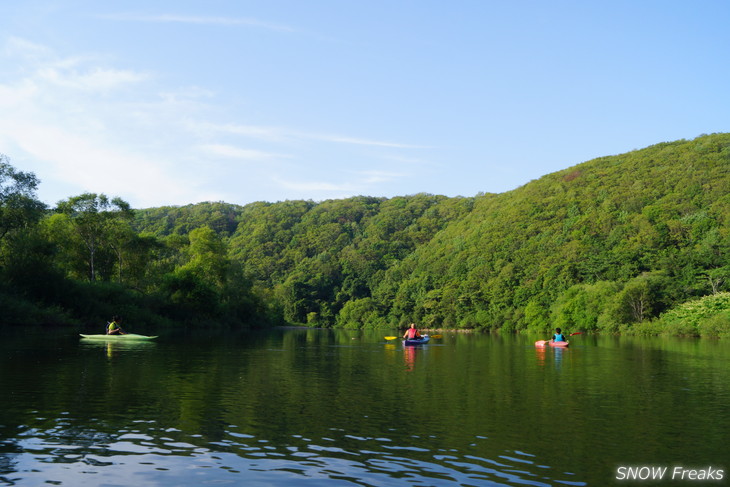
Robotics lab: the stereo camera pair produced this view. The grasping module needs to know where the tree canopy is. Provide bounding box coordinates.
[2,134,730,336]
[0,154,46,242]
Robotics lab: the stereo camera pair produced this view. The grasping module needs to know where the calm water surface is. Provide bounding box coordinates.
[1,327,728,486]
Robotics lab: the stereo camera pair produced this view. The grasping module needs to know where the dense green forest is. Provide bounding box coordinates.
[2,133,730,336]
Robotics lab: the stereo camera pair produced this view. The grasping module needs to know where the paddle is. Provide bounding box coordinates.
[536,332,581,347]
[543,331,582,340]
[386,333,440,340]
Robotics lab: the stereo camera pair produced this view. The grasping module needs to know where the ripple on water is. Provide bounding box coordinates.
[0,420,588,487]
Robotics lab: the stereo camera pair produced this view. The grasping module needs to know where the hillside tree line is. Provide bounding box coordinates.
[2,133,730,336]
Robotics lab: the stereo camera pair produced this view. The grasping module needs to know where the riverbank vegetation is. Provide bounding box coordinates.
[1,133,730,336]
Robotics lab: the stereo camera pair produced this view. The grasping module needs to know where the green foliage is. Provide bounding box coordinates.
[182,227,229,288]
[1,226,67,304]
[550,281,622,332]
[654,292,730,337]
[4,134,730,336]
[0,289,71,326]
[220,193,473,327]
[698,312,730,338]
[0,154,47,242]
[0,159,262,329]
[162,267,220,318]
[336,298,386,329]
[54,193,134,282]
[523,299,550,332]
[373,134,730,332]
[134,201,243,237]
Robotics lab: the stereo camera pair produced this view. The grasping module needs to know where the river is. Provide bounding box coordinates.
[1,327,728,486]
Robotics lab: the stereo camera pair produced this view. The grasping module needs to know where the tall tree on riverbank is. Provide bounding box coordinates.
[54,193,134,282]
[0,155,46,244]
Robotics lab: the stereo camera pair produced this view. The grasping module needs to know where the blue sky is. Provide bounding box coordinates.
[1,1,728,209]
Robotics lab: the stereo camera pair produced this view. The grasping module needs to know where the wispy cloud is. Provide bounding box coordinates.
[274,168,411,198]
[382,154,430,165]
[97,13,296,32]
[37,65,149,92]
[275,178,356,193]
[3,36,148,93]
[3,36,51,58]
[189,122,289,142]
[194,121,430,149]
[308,133,433,149]
[0,37,221,206]
[357,170,405,184]
[0,116,201,206]
[0,35,431,207]
[199,144,289,161]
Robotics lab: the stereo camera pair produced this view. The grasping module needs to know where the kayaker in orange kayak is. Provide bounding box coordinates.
[552,328,566,342]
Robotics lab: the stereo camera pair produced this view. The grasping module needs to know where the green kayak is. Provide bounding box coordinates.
[80,334,158,340]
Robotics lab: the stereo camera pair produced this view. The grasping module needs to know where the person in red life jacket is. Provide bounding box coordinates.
[403,323,421,340]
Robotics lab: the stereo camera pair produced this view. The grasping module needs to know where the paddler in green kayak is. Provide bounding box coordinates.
[107,315,126,335]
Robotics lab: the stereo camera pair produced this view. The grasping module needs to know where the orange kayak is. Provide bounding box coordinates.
[535,339,569,348]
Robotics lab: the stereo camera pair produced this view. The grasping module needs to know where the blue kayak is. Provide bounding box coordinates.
[403,335,430,345]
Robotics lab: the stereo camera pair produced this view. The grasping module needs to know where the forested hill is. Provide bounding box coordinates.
[132,133,730,336]
[134,195,477,327]
[380,133,730,333]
